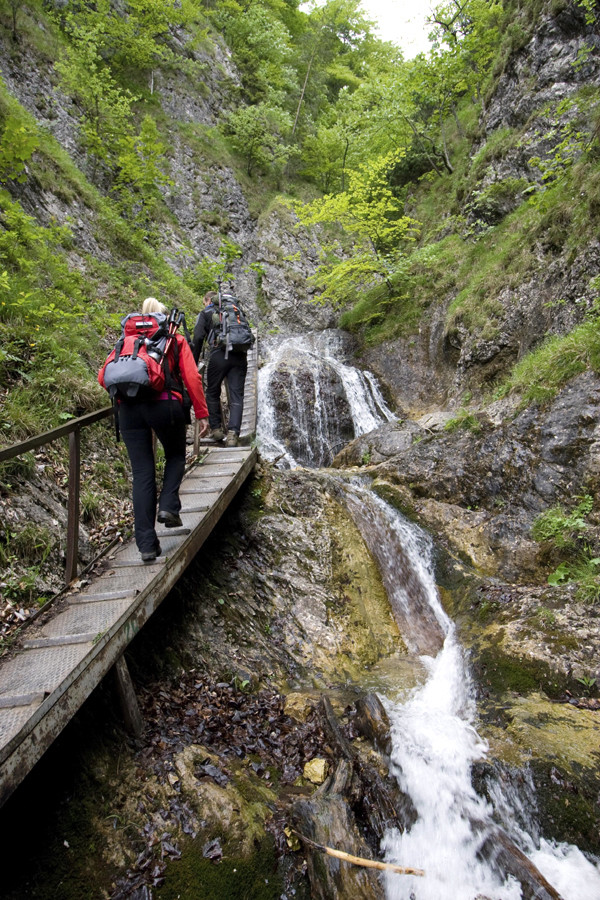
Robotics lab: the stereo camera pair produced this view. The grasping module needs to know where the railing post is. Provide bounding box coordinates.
[65,428,81,583]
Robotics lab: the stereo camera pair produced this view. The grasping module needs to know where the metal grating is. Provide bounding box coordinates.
[74,589,137,603]
[0,644,91,697]
[0,702,43,746]
[39,599,133,638]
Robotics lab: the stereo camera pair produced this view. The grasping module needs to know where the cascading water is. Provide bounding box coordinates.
[341,486,600,900]
[258,331,395,467]
[257,336,600,899]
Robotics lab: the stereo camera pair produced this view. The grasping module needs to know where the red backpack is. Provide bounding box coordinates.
[99,312,169,399]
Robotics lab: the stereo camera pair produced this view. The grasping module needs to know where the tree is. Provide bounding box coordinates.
[299,123,347,192]
[224,102,293,176]
[293,150,420,305]
[114,115,172,226]
[0,109,38,184]
[54,0,192,75]
[211,0,297,103]
[290,0,376,136]
[55,32,137,168]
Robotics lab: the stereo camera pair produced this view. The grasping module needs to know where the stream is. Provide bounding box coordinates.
[258,331,395,467]
[257,334,600,900]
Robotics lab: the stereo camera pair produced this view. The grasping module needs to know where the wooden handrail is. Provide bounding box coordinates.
[0,406,113,462]
[0,406,114,584]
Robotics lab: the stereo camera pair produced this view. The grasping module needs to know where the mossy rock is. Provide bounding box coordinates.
[473,644,572,699]
[156,835,284,900]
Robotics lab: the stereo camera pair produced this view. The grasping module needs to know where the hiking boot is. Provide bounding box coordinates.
[157,510,183,528]
[210,428,225,442]
[141,542,161,562]
[225,430,239,447]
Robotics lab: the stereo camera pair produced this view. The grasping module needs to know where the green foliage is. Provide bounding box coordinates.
[293,150,420,306]
[575,0,600,28]
[0,111,39,184]
[532,496,600,602]
[466,177,528,224]
[497,315,600,406]
[52,0,191,75]
[0,452,35,490]
[215,0,296,103]
[299,123,347,192]
[547,553,600,603]
[528,101,591,185]
[340,236,462,341]
[576,674,597,696]
[55,30,138,165]
[532,495,593,547]
[113,114,172,226]
[444,408,482,433]
[183,239,244,296]
[223,103,293,178]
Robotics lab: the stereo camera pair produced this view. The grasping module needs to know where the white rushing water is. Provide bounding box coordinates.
[257,332,395,467]
[259,333,600,898]
[346,492,600,900]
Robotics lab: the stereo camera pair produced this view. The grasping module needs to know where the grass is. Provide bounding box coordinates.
[339,235,465,343]
[496,317,600,405]
[444,409,483,434]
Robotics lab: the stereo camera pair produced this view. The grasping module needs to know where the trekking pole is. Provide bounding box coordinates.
[216,279,233,359]
[164,306,180,356]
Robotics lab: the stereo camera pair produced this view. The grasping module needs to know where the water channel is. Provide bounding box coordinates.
[257,333,600,900]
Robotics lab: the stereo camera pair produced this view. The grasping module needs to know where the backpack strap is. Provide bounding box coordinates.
[113,337,125,364]
[178,311,192,346]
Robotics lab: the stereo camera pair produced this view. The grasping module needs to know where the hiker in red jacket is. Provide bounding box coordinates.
[99,297,209,561]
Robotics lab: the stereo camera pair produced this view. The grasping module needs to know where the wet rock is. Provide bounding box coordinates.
[354,693,392,757]
[291,760,386,900]
[284,691,319,722]
[318,696,417,840]
[333,372,600,586]
[480,827,565,900]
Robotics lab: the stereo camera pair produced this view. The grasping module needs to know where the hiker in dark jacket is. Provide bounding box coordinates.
[192,291,248,447]
[99,297,209,561]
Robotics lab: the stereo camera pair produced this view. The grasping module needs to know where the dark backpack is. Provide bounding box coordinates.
[211,293,255,356]
[100,312,170,399]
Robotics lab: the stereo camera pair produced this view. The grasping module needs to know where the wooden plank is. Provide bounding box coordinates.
[0,331,258,807]
[0,448,257,806]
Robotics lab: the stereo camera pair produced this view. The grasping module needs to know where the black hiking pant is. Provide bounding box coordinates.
[205,347,247,434]
[118,398,186,554]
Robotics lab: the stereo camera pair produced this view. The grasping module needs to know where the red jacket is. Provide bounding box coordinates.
[170,333,209,420]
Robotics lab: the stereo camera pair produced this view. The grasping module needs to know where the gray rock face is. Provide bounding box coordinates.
[175,466,404,685]
[335,372,600,581]
[485,8,600,133]
[0,30,327,335]
[255,208,336,332]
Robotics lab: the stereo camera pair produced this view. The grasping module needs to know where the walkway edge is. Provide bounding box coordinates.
[0,448,257,807]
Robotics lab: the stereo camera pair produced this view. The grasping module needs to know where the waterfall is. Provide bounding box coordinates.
[258,333,600,898]
[257,331,395,467]
[341,486,600,900]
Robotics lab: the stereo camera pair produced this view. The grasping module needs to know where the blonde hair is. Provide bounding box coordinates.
[142,297,167,314]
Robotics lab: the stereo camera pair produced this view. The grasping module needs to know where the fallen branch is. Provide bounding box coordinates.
[293,830,425,877]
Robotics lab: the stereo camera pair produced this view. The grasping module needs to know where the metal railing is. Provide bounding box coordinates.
[0,407,114,584]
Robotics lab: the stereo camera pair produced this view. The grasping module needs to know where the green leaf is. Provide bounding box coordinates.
[548,563,570,585]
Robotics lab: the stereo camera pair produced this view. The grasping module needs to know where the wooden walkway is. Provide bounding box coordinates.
[0,341,258,807]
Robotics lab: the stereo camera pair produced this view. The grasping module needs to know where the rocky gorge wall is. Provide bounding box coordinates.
[2,3,600,896]
[360,0,600,415]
